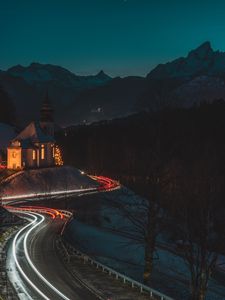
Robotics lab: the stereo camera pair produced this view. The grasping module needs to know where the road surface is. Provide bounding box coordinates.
[7,209,100,300]
[4,176,120,299]
[2,175,120,205]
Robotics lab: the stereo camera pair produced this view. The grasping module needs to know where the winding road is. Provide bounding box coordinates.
[7,209,100,300]
[3,176,120,300]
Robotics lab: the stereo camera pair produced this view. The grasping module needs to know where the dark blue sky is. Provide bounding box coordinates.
[1,0,225,76]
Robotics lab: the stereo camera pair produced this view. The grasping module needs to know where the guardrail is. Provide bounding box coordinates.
[63,240,174,300]
[59,210,73,218]
[5,207,172,299]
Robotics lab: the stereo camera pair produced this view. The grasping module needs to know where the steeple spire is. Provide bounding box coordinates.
[40,91,54,122]
[40,91,54,136]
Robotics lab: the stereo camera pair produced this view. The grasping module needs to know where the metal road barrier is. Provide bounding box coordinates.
[63,240,174,300]
[59,210,73,218]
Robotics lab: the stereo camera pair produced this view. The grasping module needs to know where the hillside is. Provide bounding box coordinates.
[1,166,99,198]
[0,206,22,226]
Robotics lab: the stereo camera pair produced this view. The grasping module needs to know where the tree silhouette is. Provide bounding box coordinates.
[0,86,16,125]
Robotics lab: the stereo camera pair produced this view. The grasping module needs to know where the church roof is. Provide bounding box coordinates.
[13,121,54,148]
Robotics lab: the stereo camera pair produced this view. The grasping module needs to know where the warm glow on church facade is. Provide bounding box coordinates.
[54,145,63,166]
[7,93,60,170]
[7,141,22,169]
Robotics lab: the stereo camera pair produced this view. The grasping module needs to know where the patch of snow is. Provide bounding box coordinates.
[1,166,98,197]
[174,76,225,107]
[64,188,225,300]
[14,121,54,143]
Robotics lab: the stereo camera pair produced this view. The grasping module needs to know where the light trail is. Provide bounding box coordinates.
[5,205,64,219]
[23,212,71,300]
[4,175,120,299]
[1,187,96,201]
[1,175,120,205]
[11,210,71,300]
[12,212,50,300]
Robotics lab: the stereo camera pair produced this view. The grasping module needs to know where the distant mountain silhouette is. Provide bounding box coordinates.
[2,42,225,125]
[71,42,225,118]
[0,63,112,125]
[7,62,111,86]
[148,41,225,79]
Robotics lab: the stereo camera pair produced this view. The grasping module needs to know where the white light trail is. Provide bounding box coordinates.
[2,187,96,201]
[12,213,50,300]
[12,210,71,300]
[23,211,71,300]
[6,175,120,299]
[1,175,120,203]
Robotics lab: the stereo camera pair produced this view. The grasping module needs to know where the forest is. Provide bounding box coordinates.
[57,100,225,300]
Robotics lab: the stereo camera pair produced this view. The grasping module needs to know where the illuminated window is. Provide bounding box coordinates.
[54,145,63,166]
[32,150,36,160]
[41,144,45,159]
[12,151,17,158]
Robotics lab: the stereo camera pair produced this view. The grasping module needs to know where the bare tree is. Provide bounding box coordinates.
[109,112,174,284]
[106,175,165,284]
[171,159,222,300]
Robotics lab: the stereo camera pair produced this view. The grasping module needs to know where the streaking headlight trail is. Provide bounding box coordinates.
[11,210,71,300]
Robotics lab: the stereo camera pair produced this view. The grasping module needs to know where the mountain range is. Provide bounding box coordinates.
[1,41,225,126]
[0,63,112,125]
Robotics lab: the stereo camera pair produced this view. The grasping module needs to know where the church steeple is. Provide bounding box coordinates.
[40,91,54,136]
[40,91,54,122]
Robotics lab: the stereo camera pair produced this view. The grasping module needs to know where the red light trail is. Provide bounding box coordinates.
[2,174,120,300]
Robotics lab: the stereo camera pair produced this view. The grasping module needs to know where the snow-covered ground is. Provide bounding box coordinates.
[0,206,21,226]
[1,166,98,197]
[63,188,225,300]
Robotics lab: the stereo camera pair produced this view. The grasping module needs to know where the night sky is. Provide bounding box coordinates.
[1,0,225,77]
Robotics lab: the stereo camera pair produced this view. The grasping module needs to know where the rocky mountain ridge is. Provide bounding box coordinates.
[1,42,225,126]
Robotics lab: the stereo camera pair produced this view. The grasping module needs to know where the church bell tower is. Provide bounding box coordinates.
[40,92,54,136]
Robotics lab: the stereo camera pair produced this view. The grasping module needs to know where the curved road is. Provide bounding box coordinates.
[2,175,120,205]
[4,176,120,300]
[7,209,100,300]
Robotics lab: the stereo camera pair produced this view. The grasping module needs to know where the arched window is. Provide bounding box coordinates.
[41,144,45,160]
[32,150,36,160]
[52,145,55,158]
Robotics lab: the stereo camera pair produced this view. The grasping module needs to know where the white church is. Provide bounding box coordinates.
[7,95,56,170]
